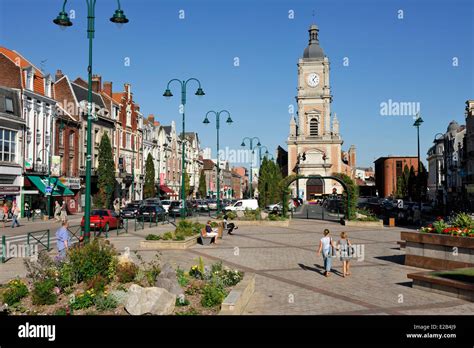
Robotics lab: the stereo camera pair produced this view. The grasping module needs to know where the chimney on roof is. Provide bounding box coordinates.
[154,121,160,127]
[147,114,154,123]
[103,81,113,97]
[55,69,64,82]
[92,75,102,93]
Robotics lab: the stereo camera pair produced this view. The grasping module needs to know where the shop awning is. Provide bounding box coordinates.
[27,176,75,196]
[159,184,175,194]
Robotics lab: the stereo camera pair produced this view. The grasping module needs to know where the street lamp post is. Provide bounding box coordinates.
[203,110,233,213]
[241,137,261,199]
[413,115,424,214]
[163,78,205,217]
[53,0,129,241]
[433,133,444,208]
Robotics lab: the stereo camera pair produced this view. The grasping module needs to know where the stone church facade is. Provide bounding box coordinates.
[287,24,356,201]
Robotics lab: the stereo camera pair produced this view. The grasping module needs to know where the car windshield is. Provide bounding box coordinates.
[91,210,108,216]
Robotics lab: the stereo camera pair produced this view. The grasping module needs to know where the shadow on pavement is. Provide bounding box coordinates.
[374,254,405,265]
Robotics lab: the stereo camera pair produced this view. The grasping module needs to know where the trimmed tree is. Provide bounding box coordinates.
[144,153,155,199]
[97,133,116,209]
[183,170,191,198]
[198,170,206,198]
[258,158,283,209]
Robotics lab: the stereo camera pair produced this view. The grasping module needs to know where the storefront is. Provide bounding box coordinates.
[25,176,75,215]
[159,184,176,199]
[59,177,81,213]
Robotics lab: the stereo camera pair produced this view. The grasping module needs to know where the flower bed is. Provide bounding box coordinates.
[0,241,245,316]
[401,215,474,270]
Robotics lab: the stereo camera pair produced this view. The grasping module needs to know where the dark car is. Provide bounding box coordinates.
[137,205,167,221]
[120,203,141,219]
[169,201,193,216]
[81,209,122,232]
[142,198,162,206]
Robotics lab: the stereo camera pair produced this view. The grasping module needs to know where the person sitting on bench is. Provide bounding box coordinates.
[205,220,219,244]
[223,213,238,235]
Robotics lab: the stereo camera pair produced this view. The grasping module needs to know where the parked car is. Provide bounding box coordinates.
[137,205,167,221]
[196,200,209,211]
[81,209,122,232]
[142,198,162,206]
[207,199,218,210]
[225,199,259,212]
[169,201,193,216]
[120,203,141,219]
[161,200,171,213]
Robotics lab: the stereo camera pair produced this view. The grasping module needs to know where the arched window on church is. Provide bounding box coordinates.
[309,118,319,136]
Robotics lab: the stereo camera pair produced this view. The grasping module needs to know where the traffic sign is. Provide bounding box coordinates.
[45,186,52,195]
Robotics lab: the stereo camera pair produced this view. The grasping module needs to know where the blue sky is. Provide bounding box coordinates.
[0,0,473,168]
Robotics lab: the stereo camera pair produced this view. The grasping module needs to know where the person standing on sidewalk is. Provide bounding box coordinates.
[56,220,70,260]
[24,202,30,221]
[11,203,20,228]
[60,201,67,222]
[54,201,61,221]
[317,229,336,277]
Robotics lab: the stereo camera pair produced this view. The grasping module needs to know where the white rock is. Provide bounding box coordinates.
[125,284,176,315]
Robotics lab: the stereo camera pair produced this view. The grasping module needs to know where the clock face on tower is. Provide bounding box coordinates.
[306,73,320,87]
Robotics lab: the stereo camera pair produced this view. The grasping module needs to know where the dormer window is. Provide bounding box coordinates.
[44,75,52,98]
[24,67,34,90]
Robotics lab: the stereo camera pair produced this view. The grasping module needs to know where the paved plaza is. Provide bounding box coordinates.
[1,217,474,315]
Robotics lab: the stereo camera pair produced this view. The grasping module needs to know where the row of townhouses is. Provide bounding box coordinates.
[0,46,247,216]
[426,100,474,213]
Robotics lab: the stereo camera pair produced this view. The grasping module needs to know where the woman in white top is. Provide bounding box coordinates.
[317,229,336,277]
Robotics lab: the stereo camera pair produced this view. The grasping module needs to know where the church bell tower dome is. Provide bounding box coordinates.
[303,24,325,60]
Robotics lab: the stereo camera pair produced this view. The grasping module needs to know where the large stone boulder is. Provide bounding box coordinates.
[260,211,269,220]
[160,263,176,279]
[125,284,176,315]
[236,211,245,218]
[155,277,184,297]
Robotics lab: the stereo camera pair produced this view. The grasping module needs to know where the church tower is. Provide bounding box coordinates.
[287,23,355,200]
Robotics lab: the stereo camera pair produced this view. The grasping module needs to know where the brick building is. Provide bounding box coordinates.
[374,156,419,198]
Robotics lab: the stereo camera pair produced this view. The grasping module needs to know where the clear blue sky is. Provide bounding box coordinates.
[0,0,473,168]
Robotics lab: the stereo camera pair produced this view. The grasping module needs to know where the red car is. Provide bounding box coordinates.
[80,209,122,232]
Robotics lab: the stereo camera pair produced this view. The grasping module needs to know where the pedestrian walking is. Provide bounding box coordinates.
[11,203,20,228]
[60,201,67,222]
[0,205,5,228]
[2,204,9,227]
[54,201,61,222]
[337,232,353,278]
[317,229,336,277]
[56,220,70,260]
[24,202,30,221]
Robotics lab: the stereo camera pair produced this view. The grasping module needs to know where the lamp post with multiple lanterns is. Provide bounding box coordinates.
[53,0,129,240]
[241,137,261,199]
[163,79,205,217]
[203,110,233,213]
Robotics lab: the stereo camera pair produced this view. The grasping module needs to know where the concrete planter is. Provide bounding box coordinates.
[343,219,384,228]
[407,269,474,302]
[139,234,198,250]
[224,220,290,227]
[219,273,255,315]
[401,231,474,270]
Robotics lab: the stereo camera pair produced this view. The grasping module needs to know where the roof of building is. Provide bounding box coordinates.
[70,81,105,108]
[303,24,325,60]
[203,159,216,170]
[162,126,172,135]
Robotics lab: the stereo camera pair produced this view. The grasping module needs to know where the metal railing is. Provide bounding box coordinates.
[27,229,51,252]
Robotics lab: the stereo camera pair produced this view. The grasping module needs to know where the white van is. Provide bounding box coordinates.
[225,199,259,211]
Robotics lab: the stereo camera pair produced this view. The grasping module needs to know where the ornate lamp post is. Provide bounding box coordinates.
[203,110,233,213]
[53,0,129,240]
[163,78,205,217]
[241,137,261,199]
[413,115,424,215]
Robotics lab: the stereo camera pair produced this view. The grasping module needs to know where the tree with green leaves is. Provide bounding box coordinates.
[183,170,191,198]
[97,133,116,208]
[198,169,206,198]
[332,172,358,220]
[257,158,283,209]
[144,153,156,199]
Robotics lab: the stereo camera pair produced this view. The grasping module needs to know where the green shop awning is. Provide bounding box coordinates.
[27,176,75,197]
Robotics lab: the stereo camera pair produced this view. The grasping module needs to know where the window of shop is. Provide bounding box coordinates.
[0,129,17,163]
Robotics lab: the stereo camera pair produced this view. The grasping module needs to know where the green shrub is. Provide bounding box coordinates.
[68,239,117,283]
[116,262,138,283]
[70,289,95,310]
[2,279,29,306]
[433,219,449,234]
[86,274,108,293]
[134,253,161,286]
[162,232,173,240]
[451,212,473,229]
[175,296,190,307]
[57,261,76,289]
[201,281,227,307]
[32,279,57,305]
[216,269,244,287]
[145,234,161,240]
[54,307,73,315]
[94,293,118,312]
[176,267,190,287]
[23,250,57,283]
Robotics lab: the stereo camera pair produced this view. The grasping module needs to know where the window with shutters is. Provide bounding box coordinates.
[309,118,319,136]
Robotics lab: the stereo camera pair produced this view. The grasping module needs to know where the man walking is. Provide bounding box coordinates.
[60,201,67,222]
[56,220,70,260]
